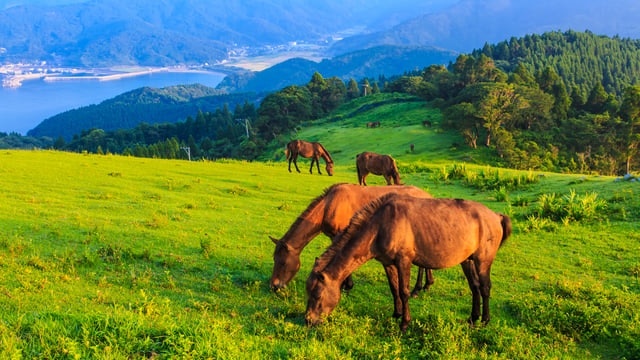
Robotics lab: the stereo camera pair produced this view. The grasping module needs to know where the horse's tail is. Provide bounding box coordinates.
[499,214,512,247]
[355,153,363,184]
[391,158,402,184]
[285,142,293,160]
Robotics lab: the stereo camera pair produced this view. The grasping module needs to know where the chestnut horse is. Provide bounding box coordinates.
[269,183,434,295]
[286,140,334,176]
[356,151,401,185]
[306,194,511,331]
[366,121,380,128]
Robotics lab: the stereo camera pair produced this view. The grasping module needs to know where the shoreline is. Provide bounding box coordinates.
[2,67,226,88]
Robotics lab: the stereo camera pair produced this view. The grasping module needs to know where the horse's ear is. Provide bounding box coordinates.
[313,257,320,267]
[269,236,279,244]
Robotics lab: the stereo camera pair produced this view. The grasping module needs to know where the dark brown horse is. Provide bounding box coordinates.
[306,194,511,331]
[356,151,401,185]
[270,183,434,294]
[422,120,432,127]
[286,140,334,176]
[366,121,380,128]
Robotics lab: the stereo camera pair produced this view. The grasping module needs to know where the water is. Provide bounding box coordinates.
[0,71,225,135]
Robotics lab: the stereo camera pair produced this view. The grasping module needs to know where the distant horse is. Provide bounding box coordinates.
[422,120,432,127]
[366,121,381,128]
[269,183,434,295]
[356,151,401,185]
[306,194,511,331]
[286,140,334,176]
[410,144,414,152]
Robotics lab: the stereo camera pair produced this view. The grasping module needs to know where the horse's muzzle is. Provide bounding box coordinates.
[305,315,323,327]
[270,279,285,291]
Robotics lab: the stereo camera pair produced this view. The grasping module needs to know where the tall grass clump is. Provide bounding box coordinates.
[535,190,607,223]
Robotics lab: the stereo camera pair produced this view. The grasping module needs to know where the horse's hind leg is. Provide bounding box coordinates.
[461,259,482,325]
[293,155,301,173]
[383,265,402,318]
[360,172,368,186]
[476,261,493,325]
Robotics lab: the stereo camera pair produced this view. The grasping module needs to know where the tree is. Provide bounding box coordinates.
[255,85,312,141]
[346,78,360,100]
[619,85,640,174]
[476,83,528,147]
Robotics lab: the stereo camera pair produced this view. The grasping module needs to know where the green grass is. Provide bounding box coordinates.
[1,95,640,358]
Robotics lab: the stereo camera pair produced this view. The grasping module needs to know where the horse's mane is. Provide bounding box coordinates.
[280,183,346,243]
[317,142,333,164]
[313,193,395,272]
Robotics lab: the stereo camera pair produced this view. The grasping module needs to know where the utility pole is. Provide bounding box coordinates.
[181,146,191,161]
[235,118,250,138]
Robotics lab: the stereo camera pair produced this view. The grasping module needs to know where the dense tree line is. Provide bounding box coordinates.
[387,32,640,175]
[51,72,374,160]
[27,85,256,141]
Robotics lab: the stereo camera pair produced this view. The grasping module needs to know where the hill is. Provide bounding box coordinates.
[27,84,261,140]
[217,45,459,93]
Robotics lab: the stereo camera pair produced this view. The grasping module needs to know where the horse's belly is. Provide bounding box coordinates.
[412,241,477,269]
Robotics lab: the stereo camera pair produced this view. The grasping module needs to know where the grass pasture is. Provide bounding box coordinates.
[0,149,638,359]
[1,93,640,358]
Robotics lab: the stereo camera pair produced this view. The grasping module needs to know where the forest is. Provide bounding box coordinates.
[4,30,640,175]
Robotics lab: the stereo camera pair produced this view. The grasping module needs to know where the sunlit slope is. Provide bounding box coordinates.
[262,93,496,175]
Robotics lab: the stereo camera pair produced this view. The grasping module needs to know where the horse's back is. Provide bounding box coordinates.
[374,195,505,269]
[322,184,431,235]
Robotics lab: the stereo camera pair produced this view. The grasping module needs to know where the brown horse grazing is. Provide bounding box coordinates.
[269,183,434,295]
[286,140,334,176]
[366,121,380,128]
[306,193,511,332]
[356,151,401,185]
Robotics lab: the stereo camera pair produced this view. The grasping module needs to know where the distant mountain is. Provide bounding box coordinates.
[217,45,459,93]
[0,0,446,67]
[27,84,261,140]
[328,0,640,55]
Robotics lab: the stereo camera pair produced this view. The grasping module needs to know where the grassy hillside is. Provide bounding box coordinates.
[1,96,639,358]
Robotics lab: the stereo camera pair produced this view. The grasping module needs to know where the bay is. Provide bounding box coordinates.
[0,71,225,135]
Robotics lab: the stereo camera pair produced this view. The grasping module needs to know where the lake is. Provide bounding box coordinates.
[0,71,225,135]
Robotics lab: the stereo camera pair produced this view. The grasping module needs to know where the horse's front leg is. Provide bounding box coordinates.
[312,156,322,174]
[412,267,435,297]
[341,274,354,291]
[461,259,481,325]
[383,265,402,318]
[397,258,413,332]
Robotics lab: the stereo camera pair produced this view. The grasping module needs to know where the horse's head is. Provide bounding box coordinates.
[269,236,301,291]
[325,162,334,176]
[305,270,341,326]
